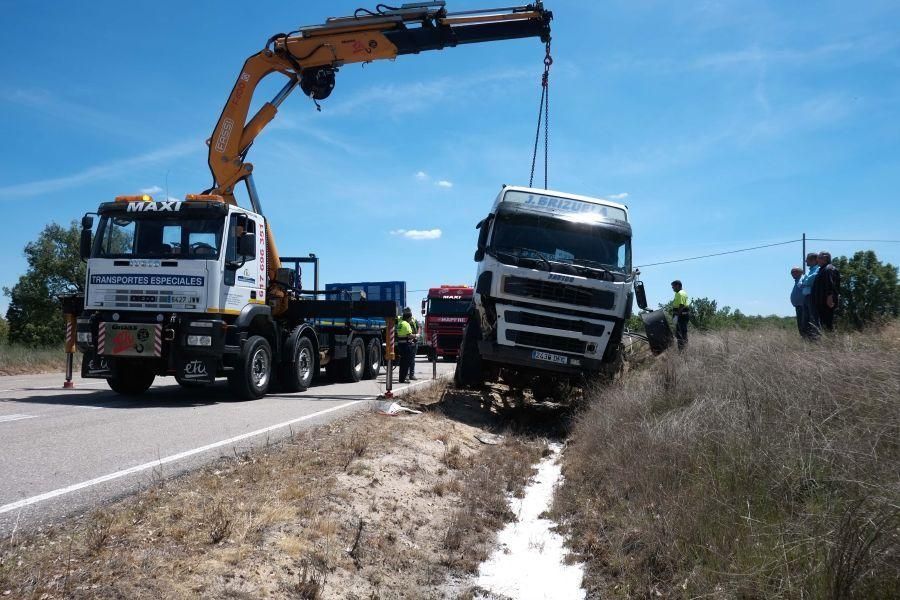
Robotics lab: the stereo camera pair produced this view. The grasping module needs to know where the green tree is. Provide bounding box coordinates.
[0,316,8,344]
[4,221,85,347]
[831,250,899,329]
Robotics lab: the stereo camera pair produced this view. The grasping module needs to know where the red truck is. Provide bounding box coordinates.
[420,285,474,361]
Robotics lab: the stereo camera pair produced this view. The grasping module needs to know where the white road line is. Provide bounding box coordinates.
[0,400,362,516]
[0,374,448,516]
[0,414,37,423]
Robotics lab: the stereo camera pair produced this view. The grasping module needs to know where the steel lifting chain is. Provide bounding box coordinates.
[529,40,553,189]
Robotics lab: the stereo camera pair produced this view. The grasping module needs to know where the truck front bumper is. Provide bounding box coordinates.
[477,340,603,375]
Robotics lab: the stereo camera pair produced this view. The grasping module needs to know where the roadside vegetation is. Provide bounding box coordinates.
[0,343,66,376]
[554,324,899,598]
[0,384,546,599]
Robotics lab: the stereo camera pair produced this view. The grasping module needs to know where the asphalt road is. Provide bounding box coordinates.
[0,356,454,534]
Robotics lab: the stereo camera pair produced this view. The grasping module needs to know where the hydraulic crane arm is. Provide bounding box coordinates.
[203,2,552,312]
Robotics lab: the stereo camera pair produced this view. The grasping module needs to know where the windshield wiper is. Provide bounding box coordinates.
[496,246,552,271]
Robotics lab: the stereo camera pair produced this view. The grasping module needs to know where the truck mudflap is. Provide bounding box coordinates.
[476,340,604,375]
[82,351,114,378]
[177,356,217,384]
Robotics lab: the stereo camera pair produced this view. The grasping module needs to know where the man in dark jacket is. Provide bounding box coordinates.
[811,251,840,332]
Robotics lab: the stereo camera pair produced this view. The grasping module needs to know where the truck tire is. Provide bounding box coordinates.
[363,338,382,380]
[107,361,155,396]
[228,335,272,400]
[454,317,483,389]
[281,334,316,393]
[343,337,366,383]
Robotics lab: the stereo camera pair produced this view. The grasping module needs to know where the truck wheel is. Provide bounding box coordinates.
[454,317,483,389]
[343,337,365,383]
[107,362,155,396]
[281,335,316,393]
[228,335,272,400]
[363,338,382,380]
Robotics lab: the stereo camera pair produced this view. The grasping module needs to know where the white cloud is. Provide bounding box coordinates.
[415,171,429,181]
[608,192,629,200]
[140,185,163,195]
[436,180,453,188]
[390,228,442,240]
[0,140,197,200]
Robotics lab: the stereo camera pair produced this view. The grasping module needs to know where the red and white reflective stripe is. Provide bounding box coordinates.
[432,331,438,347]
[65,321,74,346]
[97,323,106,354]
[154,325,162,357]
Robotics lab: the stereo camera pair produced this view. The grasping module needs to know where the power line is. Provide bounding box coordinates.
[807,238,900,243]
[636,239,800,268]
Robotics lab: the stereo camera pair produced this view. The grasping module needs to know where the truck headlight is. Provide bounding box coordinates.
[186,335,212,347]
[77,332,93,343]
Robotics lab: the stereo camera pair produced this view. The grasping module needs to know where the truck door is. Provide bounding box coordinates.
[221,213,264,312]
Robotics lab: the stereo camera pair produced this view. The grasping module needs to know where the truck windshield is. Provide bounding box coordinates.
[490,211,631,272]
[428,298,470,315]
[94,215,226,259]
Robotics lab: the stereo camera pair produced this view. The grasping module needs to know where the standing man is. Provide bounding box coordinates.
[395,310,415,383]
[671,280,690,350]
[402,306,419,381]
[790,267,805,336]
[800,252,819,337]
[812,251,840,332]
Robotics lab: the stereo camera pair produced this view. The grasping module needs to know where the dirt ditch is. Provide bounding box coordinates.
[1,383,574,599]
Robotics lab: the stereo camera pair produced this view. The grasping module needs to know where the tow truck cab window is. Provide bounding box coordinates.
[95,215,224,259]
[225,214,256,263]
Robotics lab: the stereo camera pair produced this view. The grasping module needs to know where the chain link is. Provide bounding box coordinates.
[529,40,552,189]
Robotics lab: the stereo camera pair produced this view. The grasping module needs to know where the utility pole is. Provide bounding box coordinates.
[802,232,807,273]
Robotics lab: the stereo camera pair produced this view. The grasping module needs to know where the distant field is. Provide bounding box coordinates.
[0,344,67,376]
[556,324,900,599]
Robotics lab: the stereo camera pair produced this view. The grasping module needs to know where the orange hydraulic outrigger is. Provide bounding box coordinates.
[199,2,552,314]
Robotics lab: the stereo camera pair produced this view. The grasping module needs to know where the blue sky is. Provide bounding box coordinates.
[1,0,898,317]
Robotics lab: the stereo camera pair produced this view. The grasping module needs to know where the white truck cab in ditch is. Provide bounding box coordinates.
[455,185,637,392]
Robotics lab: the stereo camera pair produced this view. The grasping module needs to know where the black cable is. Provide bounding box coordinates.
[355,7,378,17]
[636,239,801,268]
[807,238,900,243]
[376,3,401,13]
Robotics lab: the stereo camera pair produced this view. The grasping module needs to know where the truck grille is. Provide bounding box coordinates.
[505,311,605,337]
[505,330,587,354]
[436,333,462,351]
[503,276,615,309]
[98,289,200,310]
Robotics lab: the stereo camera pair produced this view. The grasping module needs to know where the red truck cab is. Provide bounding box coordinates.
[421,285,474,361]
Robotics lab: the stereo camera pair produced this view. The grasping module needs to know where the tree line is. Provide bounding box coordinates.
[2,222,899,347]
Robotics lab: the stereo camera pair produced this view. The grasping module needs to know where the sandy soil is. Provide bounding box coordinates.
[1,384,553,599]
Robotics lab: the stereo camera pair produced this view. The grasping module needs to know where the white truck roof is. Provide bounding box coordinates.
[492,185,629,223]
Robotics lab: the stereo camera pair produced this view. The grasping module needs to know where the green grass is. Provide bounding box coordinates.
[0,343,68,376]
[554,324,900,599]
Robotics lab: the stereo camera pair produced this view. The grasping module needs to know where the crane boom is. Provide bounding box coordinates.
[202,1,552,313]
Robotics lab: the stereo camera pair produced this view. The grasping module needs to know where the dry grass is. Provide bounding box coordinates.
[0,384,548,599]
[0,344,67,375]
[554,324,900,599]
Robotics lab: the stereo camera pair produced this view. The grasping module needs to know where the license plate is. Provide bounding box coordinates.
[99,323,161,357]
[532,350,568,365]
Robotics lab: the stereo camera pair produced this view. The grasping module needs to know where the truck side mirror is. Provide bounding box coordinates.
[634,280,649,311]
[81,215,94,230]
[79,228,92,260]
[474,214,492,262]
[421,299,427,316]
[237,232,256,257]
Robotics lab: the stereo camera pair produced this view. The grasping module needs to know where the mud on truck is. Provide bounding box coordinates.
[454,185,646,397]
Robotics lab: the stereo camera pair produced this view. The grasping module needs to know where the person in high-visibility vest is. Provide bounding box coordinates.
[671,280,689,350]
[396,310,416,383]
[403,307,420,380]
